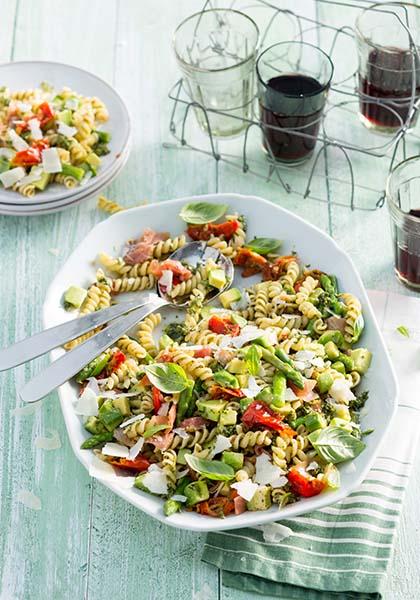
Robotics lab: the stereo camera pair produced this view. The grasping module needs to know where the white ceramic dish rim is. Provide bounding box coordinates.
[0,138,131,214]
[42,193,399,531]
[0,60,131,204]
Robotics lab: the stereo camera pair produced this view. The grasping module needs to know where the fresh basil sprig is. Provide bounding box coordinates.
[144,363,188,393]
[179,202,228,225]
[245,237,282,255]
[143,423,169,439]
[185,454,235,481]
[310,426,366,464]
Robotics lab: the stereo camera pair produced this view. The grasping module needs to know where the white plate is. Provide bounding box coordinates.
[0,61,131,205]
[43,194,398,531]
[0,140,131,216]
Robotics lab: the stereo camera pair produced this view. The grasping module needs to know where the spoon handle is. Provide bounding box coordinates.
[0,298,155,371]
[19,296,167,403]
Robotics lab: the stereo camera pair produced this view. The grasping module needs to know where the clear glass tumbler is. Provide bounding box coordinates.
[387,155,420,289]
[256,41,333,165]
[356,2,420,134]
[173,9,259,138]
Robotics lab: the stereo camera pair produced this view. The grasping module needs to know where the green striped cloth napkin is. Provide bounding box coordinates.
[202,290,420,599]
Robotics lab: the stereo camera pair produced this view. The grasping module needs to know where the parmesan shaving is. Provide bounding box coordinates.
[42,148,62,173]
[0,166,26,188]
[231,479,258,501]
[255,453,285,485]
[256,523,293,543]
[34,429,61,451]
[28,118,43,140]
[210,434,231,457]
[102,442,129,458]
[119,414,145,428]
[128,437,144,460]
[8,128,29,151]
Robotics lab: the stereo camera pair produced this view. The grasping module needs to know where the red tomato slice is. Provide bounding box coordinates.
[108,456,150,473]
[242,400,296,434]
[208,315,240,336]
[152,386,164,413]
[108,350,126,373]
[209,385,245,400]
[193,347,213,358]
[12,147,41,167]
[287,466,325,497]
[187,220,240,242]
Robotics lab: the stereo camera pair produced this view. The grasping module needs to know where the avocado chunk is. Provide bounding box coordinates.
[98,400,124,431]
[331,361,346,375]
[222,451,244,470]
[329,417,352,431]
[246,485,272,511]
[84,416,107,435]
[213,370,239,389]
[324,341,340,361]
[159,333,173,350]
[197,399,227,422]
[184,480,209,507]
[219,408,237,427]
[317,371,334,394]
[163,499,182,516]
[58,109,72,125]
[350,348,372,375]
[208,268,227,290]
[219,287,242,309]
[63,285,87,310]
[33,171,50,191]
[226,358,247,374]
[303,412,327,432]
[231,313,247,328]
[176,448,192,465]
[318,330,345,348]
[112,396,130,417]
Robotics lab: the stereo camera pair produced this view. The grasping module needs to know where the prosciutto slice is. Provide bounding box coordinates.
[124,228,169,264]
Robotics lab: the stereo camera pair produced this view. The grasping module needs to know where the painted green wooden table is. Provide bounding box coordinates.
[1,1,420,599]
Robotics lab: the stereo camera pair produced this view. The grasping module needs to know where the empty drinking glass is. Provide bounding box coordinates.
[173,9,259,137]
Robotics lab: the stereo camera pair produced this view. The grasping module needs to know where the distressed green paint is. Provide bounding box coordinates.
[0,1,418,600]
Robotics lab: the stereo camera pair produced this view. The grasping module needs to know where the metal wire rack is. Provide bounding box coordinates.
[164,0,420,211]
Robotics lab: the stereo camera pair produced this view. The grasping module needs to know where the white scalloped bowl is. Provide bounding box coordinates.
[43,193,398,531]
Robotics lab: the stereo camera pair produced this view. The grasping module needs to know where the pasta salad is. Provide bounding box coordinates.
[0,82,110,197]
[64,201,372,518]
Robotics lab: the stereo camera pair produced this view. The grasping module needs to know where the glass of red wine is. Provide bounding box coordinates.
[356,2,420,134]
[387,156,420,289]
[256,41,333,165]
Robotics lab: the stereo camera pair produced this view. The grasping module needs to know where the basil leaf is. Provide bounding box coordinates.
[179,202,228,225]
[143,423,169,439]
[144,363,188,393]
[244,345,261,376]
[245,237,282,256]
[185,454,235,481]
[311,426,366,464]
[351,314,364,343]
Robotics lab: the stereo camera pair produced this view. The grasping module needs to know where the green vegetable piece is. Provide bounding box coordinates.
[247,485,272,511]
[252,336,273,350]
[317,371,334,394]
[261,348,304,389]
[396,325,410,338]
[185,454,235,481]
[163,499,182,516]
[213,370,239,389]
[0,156,10,174]
[271,373,286,408]
[222,451,244,470]
[163,322,187,343]
[310,426,366,464]
[134,473,154,494]
[112,396,130,417]
[318,330,345,348]
[244,345,261,376]
[352,314,365,343]
[184,480,210,506]
[98,400,124,431]
[325,341,340,361]
[143,423,169,439]
[255,386,273,404]
[176,448,192,465]
[240,397,254,412]
[219,288,242,309]
[95,130,111,143]
[84,416,107,435]
[331,361,346,375]
[61,162,85,182]
[63,285,87,310]
[245,237,282,256]
[176,380,194,425]
[350,349,372,375]
[338,353,354,373]
[334,405,351,421]
[231,313,247,328]
[197,399,227,422]
[274,348,293,366]
[80,431,113,449]
[329,417,353,431]
[57,109,72,125]
[158,333,173,350]
[320,273,338,295]
[94,143,110,156]
[323,463,340,490]
[33,171,50,191]
[208,268,226,290]
[144,362,188,393]
[303,412,327,432]
[179,201,228,225]
[219,408,237,427]
[76,351,110,382]
[227,358,248,374]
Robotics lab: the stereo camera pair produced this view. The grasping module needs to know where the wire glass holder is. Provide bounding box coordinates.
[164,0,420,212]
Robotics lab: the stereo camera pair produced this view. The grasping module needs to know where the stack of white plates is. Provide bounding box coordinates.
[0,61,131,216]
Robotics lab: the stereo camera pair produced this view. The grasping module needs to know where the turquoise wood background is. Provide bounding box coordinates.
[0,1,419,599]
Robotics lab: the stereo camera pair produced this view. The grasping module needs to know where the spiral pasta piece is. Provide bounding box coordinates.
[341,293,362,343]
[229,430,272,450]
[136,313,161,356]
[116,335,147,360]
[111,274,155,293]
[97,195,124,214]
[162,449,177,490]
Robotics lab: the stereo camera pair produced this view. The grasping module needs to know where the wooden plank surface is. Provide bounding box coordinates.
[0,1,418,599]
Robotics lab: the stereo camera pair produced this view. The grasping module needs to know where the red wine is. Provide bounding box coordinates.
[359,48,420,130]
[259,74,326,163]
[394,209,420,288]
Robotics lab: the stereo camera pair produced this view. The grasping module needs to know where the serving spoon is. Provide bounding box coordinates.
[1,241,233,403]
